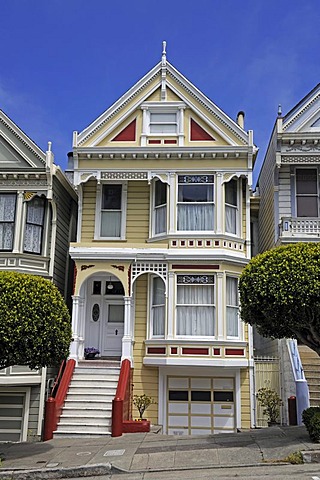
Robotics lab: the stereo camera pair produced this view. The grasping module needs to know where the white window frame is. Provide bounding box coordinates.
[23,196,46,255]
[177,174,215,233]
[175,274,216,338]
[141,102,185,139]
[295,167,319,217]
[0,193,16,252]
[151,179,167,237]
[95,181,127,240]
[148,275,166,338]
[226,276,240,339]
[225,178,240,236]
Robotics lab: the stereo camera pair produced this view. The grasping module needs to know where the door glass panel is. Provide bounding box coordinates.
[108,304,124,323]
[214,391,234,402]
[191,391,211,402]
[169,390,188,401]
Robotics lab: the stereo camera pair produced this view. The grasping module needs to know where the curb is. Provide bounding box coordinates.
[302,449,320,464]
[0,463,122,480]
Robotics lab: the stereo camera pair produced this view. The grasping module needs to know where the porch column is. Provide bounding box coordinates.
[70,295,81,363]
[122,296,133,361]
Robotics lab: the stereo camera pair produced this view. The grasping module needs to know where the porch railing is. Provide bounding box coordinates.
[280,217,320,237]
[287,339,310,425]
[111,359,132,437]
[43,359,76,441]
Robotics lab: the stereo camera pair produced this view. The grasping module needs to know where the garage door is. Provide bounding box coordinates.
[167,376,235,435]
[0,393,26,442]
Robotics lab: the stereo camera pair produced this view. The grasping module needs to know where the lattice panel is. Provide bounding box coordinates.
[131,262,168,284]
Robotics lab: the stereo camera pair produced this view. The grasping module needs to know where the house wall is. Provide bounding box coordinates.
[240,368,251,428]
[132,275,159,423]
[258,125,277,252]
[27,385,41,441]
[278,165,292,220]
[126,182,150,243]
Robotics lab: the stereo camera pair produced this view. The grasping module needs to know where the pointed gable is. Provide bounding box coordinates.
[76,51,251,150]
[0,110,46,169]
[283,83,320,133]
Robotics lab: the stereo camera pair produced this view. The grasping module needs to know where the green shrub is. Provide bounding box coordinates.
[0,271,72,369]
[302,407,320,442]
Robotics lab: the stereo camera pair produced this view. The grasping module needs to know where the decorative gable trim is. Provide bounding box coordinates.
[283,85,320,131]
[0,110,45,165]
[112,119,136,142]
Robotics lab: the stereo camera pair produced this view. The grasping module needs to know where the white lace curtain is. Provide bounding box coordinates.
[177,204,214,231]
[101,211,121,237]
[152,276,165,336]
[226,277,239,337]
[0,194,16,250]
[155,205,166,234]
[176,284,215,336]
[24,198,45,254]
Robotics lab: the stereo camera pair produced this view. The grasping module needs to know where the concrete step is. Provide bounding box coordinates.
[53,431,111,438]
[62,407,111,416]
[72,374,119,382]
[59,415,111,426]
[65,392,115,402]
[74,367,120,376]
[56,423,111,434]
[68,384,117,393]
[64,399,113,409]
[70,380,118,389]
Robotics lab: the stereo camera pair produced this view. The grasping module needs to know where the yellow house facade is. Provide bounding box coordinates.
[69,44,257,435]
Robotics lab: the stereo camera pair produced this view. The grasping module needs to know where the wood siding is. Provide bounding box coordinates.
[132,275,158,423]
[258,126,277,252]
[27,385,41,440]
[52,176,77,299]
[278,165,292,219]
[240,368,251,428]
[126,182,150,243]
[81,180,96,242]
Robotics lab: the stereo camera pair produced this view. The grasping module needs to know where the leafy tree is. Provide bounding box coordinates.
[239,243,320,355]
[0,271,72,369]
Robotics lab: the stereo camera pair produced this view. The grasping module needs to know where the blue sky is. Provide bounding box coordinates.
[1,1,320,182]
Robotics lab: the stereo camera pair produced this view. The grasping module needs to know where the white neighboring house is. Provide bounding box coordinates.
[0,110,77,442]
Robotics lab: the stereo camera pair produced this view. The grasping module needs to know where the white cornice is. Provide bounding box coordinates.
[69,246,249,265]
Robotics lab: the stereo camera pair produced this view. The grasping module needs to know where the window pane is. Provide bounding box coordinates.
[155,181,167,207]
[214,391,233,402]
[26,198,45,225]
[177,204,214,230]
[226,277,238,306]
[191,391,211,402]
[0,224,14,250]
[151,113,176,123]
[177,284,214,304]
[153,277,165,305]
[102,185,122,209]
[150,124,176,133]
[152,305,165,336]
[225,179,237,206]
[178,184,213,202]
[176,306,215,335]
[225,206,236,234]
[296,169,317,194]
[24,225,42,253]
[0,194,16,221]
[101,211,121,237]
[169,390,188,401]
[155,205,166,234]
[108,305,124,323]
[226,277,239,337]
[297,197,318,217]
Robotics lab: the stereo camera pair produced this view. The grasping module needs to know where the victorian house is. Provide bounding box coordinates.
[256,84,320,421]
[0,110,77,441]
[68,45,257,435]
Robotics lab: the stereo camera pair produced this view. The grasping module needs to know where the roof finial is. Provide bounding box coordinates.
[162,40,167,66]
[278,104,282,116]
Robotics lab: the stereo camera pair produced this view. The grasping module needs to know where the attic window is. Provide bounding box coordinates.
[150,112,177,134]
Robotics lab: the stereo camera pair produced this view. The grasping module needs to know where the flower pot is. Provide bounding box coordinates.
[85,352,97,360]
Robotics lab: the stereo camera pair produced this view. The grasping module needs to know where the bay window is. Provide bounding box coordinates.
[177,175,214,231]
[226,277,239,337]
[176,275,215,336]
[0,194,16,251]
[154,180,167,235]
[296,168,318,217]
[225,179,238,235]
[100,184,122,238]
[24,197,45,254]
[151,276,165,337]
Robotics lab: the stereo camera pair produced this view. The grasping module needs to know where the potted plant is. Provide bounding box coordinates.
[84,347,100,360]
[257,387,283,426]
[133,394,156,420]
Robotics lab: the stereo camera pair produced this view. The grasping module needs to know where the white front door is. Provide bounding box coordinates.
[102,301,124,357]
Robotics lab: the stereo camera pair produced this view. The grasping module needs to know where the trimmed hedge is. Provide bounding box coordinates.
[0,271,72,370]
[302,407,320,442]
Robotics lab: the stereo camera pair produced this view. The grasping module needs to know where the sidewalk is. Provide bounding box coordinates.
[0,426,319,477]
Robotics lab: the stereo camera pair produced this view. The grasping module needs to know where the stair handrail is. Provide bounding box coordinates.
[287,339,310,425]
[43,358,76,441]
[49,359,66,398]
[112,359,132,437]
